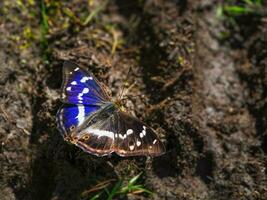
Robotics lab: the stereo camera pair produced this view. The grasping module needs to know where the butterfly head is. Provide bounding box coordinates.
[114,98,127,112]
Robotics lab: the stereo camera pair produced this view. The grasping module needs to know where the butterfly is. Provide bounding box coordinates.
[56,61,165,157]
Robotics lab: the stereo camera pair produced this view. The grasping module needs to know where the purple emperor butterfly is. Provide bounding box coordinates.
[56,61,165,157]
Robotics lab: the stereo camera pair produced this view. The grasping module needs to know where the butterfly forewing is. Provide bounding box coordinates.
[61,61,110,105]
[113,111,165,157]
[57,61,110,137]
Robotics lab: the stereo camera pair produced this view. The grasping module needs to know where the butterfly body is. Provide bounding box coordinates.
[56,61,165,157]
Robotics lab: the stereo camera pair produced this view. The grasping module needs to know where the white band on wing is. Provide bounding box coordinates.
[82,127,114,139]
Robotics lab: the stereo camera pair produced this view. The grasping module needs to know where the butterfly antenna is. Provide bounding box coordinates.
[119,82,140,100]
[118,66,132,101]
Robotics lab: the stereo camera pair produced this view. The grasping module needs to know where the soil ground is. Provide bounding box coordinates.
[0,0,266,200]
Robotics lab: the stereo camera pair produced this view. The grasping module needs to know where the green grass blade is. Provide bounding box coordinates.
[128,173,142,185]
[107,180,122,200]
[83,0,109,26]
[224,6,248,15]
[89,192,102,200]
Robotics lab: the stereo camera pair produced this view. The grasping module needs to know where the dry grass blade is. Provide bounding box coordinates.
[81,179,116,197]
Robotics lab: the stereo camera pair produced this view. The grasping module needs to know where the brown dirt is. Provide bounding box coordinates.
[0,0,266,200]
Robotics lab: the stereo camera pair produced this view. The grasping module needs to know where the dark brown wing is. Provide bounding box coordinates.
[113,111,165,157]
[73,106,117,157]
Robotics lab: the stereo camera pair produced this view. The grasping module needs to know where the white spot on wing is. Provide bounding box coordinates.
[129,145,135,150]
[153,139,157,144]
[66,87,71,91]
[74,67,79,71]
[140,126,146,137]
[82,88,89,94]
[80,76,92,83]
[77,88,89,100]
[136,140,141,147]
[78,93,83,100]
[119,134,126,139]
[71,81,77,85]
[76,105,85,126]
[142,130,146,136]
[126,129,133,135]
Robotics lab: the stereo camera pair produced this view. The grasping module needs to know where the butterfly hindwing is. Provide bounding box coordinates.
[72,110,165,157]
[75,113,116,156]
[61,61,110,105]
[56,104,100,136]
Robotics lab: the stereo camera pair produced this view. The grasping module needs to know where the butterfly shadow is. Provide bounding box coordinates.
[148,124,183,179]
[26,131,120,200]
[151,149,180,178]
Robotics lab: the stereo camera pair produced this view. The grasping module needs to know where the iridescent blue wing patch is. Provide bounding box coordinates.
[61,61,110,105]
[56,104,100,137]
